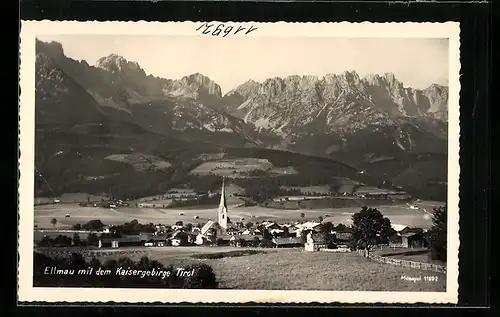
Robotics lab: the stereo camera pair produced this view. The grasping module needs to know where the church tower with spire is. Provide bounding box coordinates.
[218,177,228,230]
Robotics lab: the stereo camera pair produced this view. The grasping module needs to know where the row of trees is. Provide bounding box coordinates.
[38,233,100,247]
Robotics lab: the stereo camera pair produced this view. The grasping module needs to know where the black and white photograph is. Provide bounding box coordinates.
[18,21,460,304]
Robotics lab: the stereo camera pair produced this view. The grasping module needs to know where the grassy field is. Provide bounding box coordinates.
[280,185,332,194]
[189,158,297,178]
[105,153,171,171]
[36,247,446,291]
[35,193,109,205]
[34,199,440,229]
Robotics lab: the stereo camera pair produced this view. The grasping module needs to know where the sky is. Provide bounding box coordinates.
[36,35,449,94]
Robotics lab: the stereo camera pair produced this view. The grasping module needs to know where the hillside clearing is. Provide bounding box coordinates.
[189,158,297,178]
[105,153,171,171]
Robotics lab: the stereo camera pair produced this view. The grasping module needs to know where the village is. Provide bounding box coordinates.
[36,179,429,254]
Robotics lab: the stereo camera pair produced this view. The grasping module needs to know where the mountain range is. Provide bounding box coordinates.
[33,39,449,200]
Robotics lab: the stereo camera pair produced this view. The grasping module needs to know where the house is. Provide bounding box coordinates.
[293,221,321,237]
[241,229,252,235]
[305,232,328,252]
[389,232,426,248]
[333,232,352,248]
[229,235,259,247]
[225,226,241,235]
[142,235,167,247]
[169,230,197,246]
[98,235,143,248]
[269,228,285,236]
[399,227,424,236]
[200,220,224,236]
[297,221,322,231]
[272,237,302,248]
[217,234,263,247]
[401,232,425,248]
[391,224,410,233]
[264,222,281,230]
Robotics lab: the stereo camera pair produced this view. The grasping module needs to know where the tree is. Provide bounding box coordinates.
[175,221,184,226]
[38,236,52,247]
[184,223,193,232]
[318,216,324,223]
[262,228,272,242]
[245,222,254,229]
[252,236,260,247]
[350,206,392,256]
[50,218,57,228]
[300,212,305,219]
[335,223,349,232]
[53,235,72,246]
[72,233,81,246]
[300,230,309,246]
[427,206,447,262]
[321,222,334,234]
[87,233,99,246]
[72,223,82,230]
[82,219,105,231]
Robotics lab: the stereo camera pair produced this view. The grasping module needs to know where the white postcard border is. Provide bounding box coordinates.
[18,21,461,304]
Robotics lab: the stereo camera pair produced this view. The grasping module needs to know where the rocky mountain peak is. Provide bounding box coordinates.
[95,54,145,77]
[35,40,65,62]
[226,79,262,99]
[169,73,222,100]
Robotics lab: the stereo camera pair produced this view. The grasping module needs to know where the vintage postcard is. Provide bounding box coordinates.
[18,21,460,304]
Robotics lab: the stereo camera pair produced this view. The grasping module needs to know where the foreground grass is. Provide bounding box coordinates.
[202,249,446,291]
[43,247,446,291]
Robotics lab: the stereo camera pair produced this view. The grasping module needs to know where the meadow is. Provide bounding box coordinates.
[35,247,446,291]
[105,153,172,171]
[189,158,298,178]
[34,198,439,229]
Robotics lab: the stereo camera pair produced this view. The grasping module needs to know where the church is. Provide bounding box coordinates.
[196,178,229,245]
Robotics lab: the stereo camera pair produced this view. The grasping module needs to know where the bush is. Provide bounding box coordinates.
[182,263,218,289]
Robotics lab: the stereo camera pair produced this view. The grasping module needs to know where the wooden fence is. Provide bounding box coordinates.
[356,250,446,274]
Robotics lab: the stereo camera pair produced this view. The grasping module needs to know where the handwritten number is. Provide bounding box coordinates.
[212,24,223,36]
[246,26,258,35]
[195,23,206,31]
[196,23,257,36]
[202,24,213,35]
[223,26,233,37]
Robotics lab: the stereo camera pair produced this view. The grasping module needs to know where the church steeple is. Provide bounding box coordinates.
[220,177,227,208]
[218,177,228,230]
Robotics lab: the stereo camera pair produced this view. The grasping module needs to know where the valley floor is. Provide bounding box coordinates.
[34,198,442,229]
